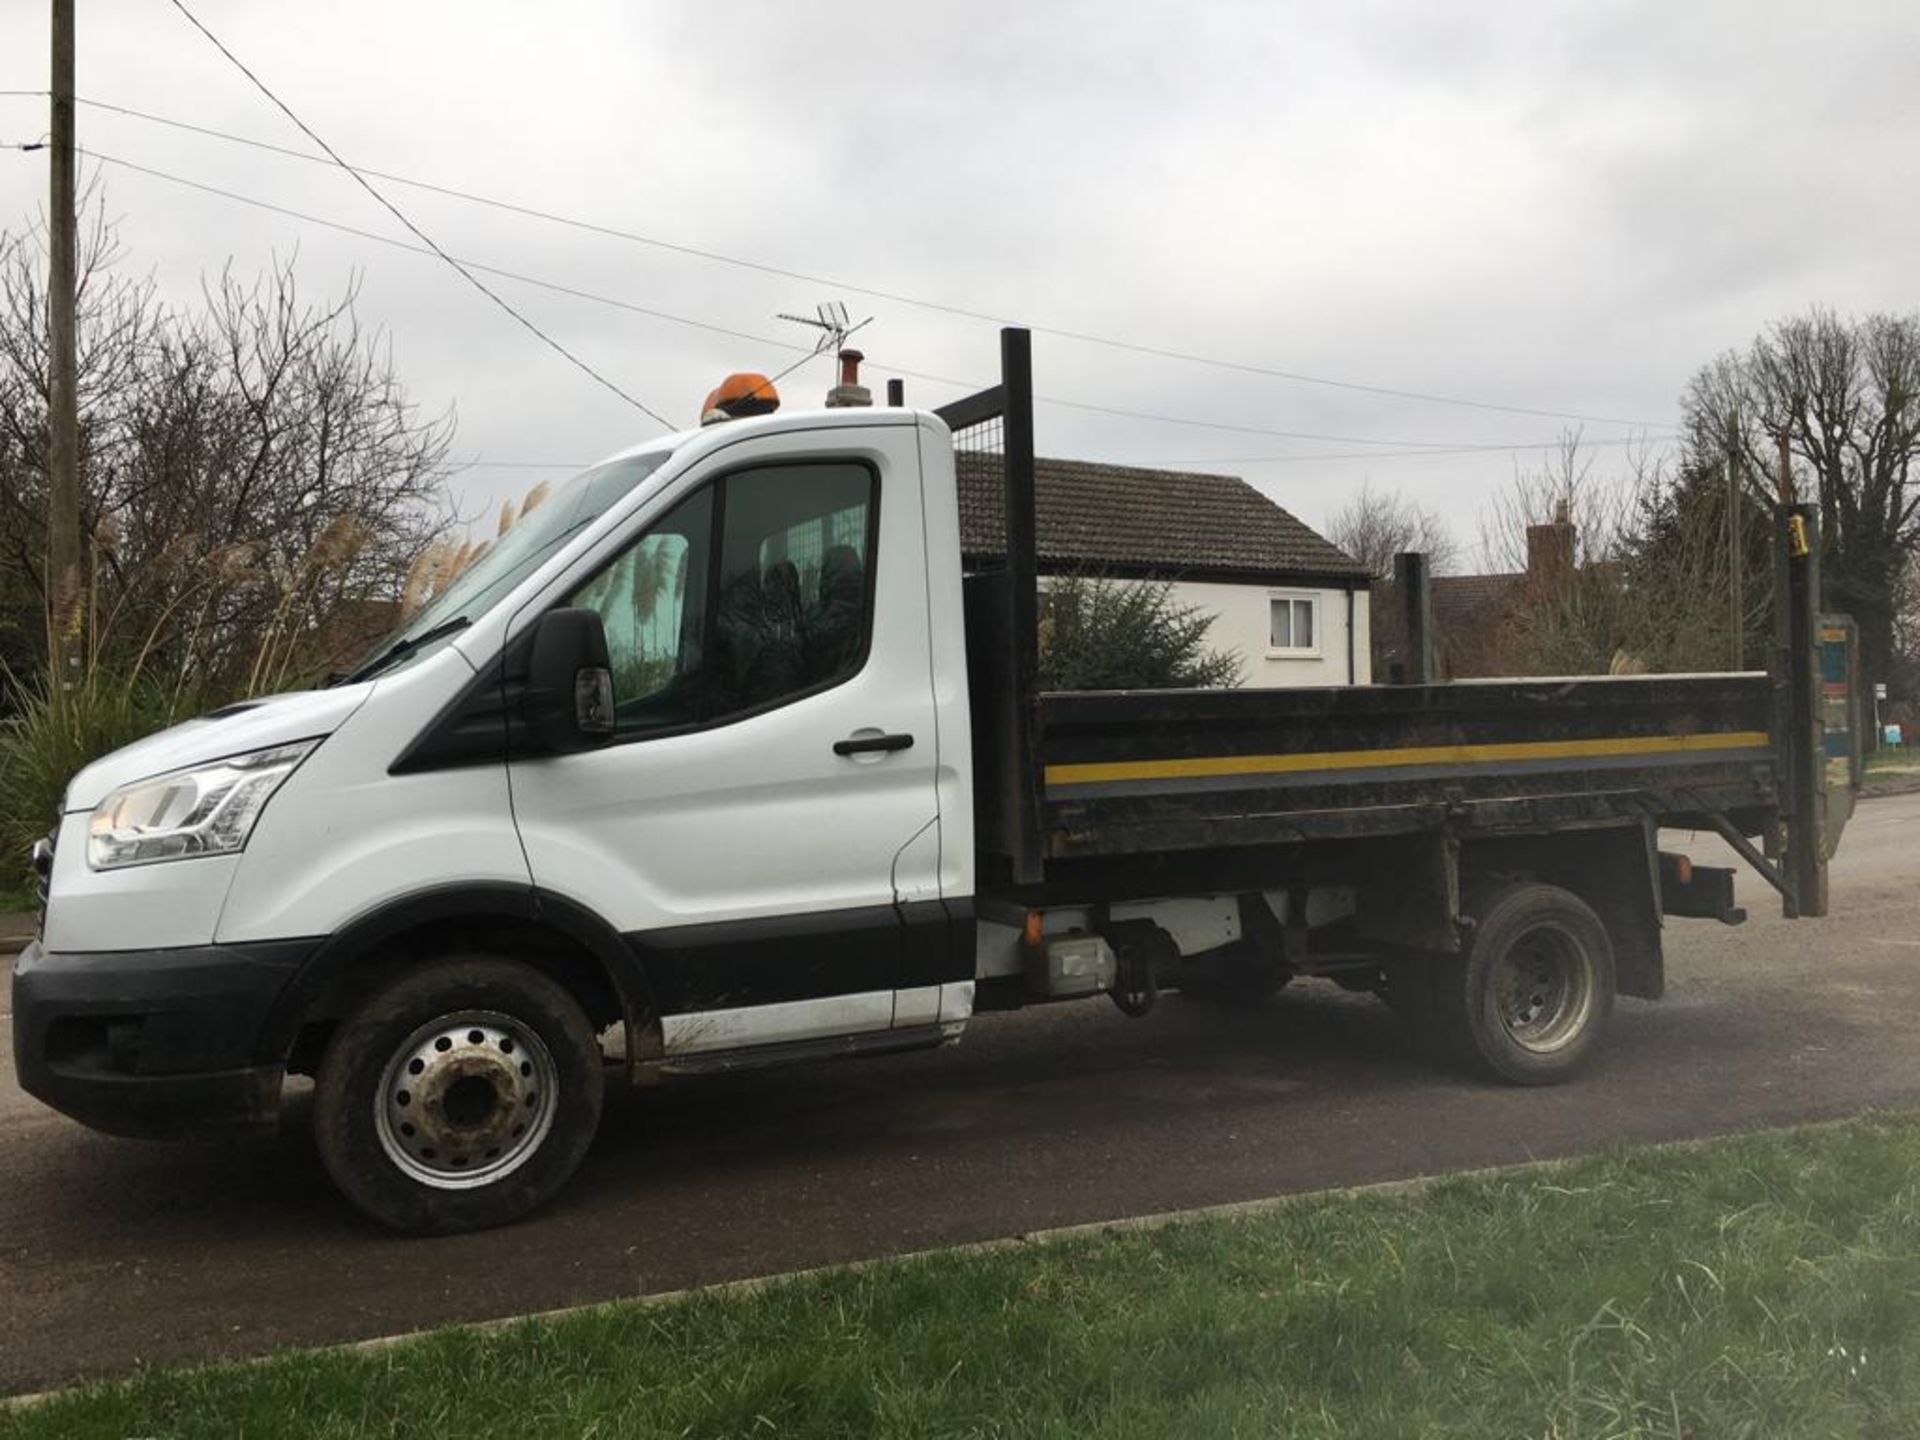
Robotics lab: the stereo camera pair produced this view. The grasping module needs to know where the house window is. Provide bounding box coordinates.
[1268,593,1319,656]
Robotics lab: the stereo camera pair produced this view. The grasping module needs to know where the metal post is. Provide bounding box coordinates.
[47,0,81,692]
[1393,551,1434,684]
[1773,502,1826,918]
[1000,327,1044,883]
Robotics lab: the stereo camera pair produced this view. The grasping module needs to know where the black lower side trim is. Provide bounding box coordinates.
[631,899,975,1014]
[899,896,976,989]
[634,905,899,1013]
[12,939,314,1139]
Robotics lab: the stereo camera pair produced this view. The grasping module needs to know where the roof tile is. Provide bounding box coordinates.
[957,453,1365,581]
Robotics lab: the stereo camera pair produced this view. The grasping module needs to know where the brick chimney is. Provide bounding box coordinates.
[1525,498,1575,585]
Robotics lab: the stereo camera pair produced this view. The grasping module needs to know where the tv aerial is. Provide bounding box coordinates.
[777,300,871,356]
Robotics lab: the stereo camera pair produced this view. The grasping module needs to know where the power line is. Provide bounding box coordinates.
[0,92,49,149]
[866,355,1632,449]
[43,90,1676,432]
[1157,435,1672,466]
[74,148,1658,455]
[69,152,1512,449]
[83,150,818,355]
[448,430,1670,478]
[159,0,675,430]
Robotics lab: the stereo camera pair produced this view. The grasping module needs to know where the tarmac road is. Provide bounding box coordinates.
[4,793,1919,1395]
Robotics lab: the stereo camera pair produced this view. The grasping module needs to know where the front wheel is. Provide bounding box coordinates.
[314,956,605,1233]
[1429,883,1616,1085]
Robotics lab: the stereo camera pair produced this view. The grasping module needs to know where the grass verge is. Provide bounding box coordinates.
[9,1113,1920,1439]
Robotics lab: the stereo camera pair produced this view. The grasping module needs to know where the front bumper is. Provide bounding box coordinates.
[11,937,316,1139]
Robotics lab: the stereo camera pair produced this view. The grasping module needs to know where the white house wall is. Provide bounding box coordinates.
[1168,578,1371,688]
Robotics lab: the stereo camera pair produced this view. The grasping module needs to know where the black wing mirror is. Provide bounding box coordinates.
[525,608,616,753]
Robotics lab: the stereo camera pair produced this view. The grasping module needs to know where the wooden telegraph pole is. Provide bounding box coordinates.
[47,0,81,692]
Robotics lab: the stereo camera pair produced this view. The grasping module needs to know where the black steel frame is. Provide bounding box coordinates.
[936,328,1044,883]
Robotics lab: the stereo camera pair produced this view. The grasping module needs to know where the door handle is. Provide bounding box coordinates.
[834,732,915,757]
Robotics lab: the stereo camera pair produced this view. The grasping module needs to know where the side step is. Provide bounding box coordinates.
[654,1023,953,1078]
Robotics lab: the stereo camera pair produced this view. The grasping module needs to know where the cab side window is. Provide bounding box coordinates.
[566,487,712,732]
[564,462,876,737]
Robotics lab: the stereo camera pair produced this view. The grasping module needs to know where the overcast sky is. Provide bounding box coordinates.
[4,0,1917,557]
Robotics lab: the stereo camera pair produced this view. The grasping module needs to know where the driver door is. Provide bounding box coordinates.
[506,426,943,1057]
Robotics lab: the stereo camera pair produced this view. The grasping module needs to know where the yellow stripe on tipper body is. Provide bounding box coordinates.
[1043,730,1772,788]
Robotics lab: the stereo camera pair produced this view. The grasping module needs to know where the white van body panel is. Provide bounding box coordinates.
[42,811,243,952]
[48,683,379,952]
[214,645,531,944]
[914,415,975,906]
[62,684,375,813]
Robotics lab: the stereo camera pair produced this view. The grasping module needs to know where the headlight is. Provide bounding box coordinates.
[88,740,317,871]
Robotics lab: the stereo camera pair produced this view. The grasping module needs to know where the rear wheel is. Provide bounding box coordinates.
[1428,883,1616,1085]
[314,956,605,1233]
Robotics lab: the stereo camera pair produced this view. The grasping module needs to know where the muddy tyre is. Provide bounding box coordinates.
[314,956,604,1234]
[1430,883,1615,1085]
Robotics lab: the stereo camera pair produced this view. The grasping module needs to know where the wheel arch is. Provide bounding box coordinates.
[257,885,660,1071]
[1459,823,1664,1000]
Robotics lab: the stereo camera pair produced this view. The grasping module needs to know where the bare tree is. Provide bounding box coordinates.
[1891,552,1920,702]
[1682,309,1920,692]
[0,195,452,698]
[1325,483,1459,579]
[1472,428,1786,677]
[1474,433,1672,676]
[1477,432,1636,575]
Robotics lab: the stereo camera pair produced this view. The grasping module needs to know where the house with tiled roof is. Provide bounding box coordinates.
[955,453,1372,687]
[1369,508,1579,679]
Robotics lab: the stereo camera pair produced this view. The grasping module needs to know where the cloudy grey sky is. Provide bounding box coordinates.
[4,0,1917,551]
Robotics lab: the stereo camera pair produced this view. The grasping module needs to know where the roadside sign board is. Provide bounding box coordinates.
[1818,618,1861,846]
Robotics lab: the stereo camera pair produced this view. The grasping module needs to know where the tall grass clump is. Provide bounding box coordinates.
[0,669,201,893]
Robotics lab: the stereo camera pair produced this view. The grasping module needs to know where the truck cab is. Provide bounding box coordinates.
[16,402,981,1231]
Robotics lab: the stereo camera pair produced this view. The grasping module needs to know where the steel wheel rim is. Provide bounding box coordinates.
[373,1009,559,1190]
[1491,922,1593,1054]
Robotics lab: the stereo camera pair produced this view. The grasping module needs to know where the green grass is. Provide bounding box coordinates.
[1865,748,1919,775]
[11,1114,1920,1439]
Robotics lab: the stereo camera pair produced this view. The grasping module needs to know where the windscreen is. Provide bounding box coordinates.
[348,451,671,680]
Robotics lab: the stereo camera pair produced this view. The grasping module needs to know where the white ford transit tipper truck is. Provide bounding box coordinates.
[12,330,1857,1231]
